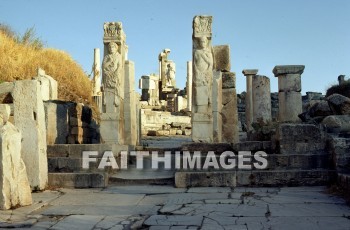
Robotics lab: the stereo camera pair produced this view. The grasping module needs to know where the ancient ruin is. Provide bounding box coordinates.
[0,12,349,229]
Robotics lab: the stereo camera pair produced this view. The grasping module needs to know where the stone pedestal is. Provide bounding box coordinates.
[100,113,122,144]
[192,15,214,143]
[222,72,239,143]
[13,79,48,190]
[252,75,272,124]
[0,121,32,210]
[192,113,213,143]
[212,71,222,143]
[186,61,192,111]
[273,65,305,122]
[242,69,258,131]
[124,60,137,145]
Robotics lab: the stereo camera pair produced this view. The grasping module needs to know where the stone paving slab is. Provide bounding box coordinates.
[49,215,104,230]
[102,185,186,194]
[1,185,349,229]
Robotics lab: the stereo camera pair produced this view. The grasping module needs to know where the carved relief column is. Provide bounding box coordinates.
[242,69,258,131]
[100,22,126,144]
[273,65,304,122]
[191,15,214,143]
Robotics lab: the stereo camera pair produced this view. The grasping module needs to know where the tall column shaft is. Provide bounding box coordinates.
[242,69,258,131]
[252,75,272,124]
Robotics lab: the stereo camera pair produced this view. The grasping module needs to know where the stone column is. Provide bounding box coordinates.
[186,61,192,111]
[191,15,214,143]
[212,71,222,143]
[273,65,305,122]
[252,75,272,124]
[124,60,137,145]
[100,22,126,144]
[242,69,258,131]
[13,79,48,190]
[222,72,239,143]
[92,48,101,96]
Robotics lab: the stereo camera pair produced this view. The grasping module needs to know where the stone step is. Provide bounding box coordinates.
[47,144,129,158]
[48,172,108,188]
[125,153,331,171]
[175,170,336,188]
[109,168,175,186]
[48,157,118,174]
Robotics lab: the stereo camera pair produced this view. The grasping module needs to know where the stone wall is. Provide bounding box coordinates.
[44,101,100,144]
[141,109,191,136]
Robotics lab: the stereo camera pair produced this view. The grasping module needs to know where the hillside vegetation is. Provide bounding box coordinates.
[0,25,93,104]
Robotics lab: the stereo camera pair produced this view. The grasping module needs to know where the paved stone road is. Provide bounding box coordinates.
[0,186,349,229]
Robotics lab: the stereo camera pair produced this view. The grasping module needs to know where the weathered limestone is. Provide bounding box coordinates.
[273,65,305,122]
[186,61,192,111]
[192,15,214,143]
[13,79,48,190]
[0,104,11,124]
[92,48,101,96]
[44,101,69,145]
[0,118,32,210]
[242,69,258,131]
[213,45,230,72]
[252,75,272,124]
[175,96,187,112]
[212,71,222,143]
[100,22,126,144]
[92,48,102,111]
[36,68,58,101]
[124,60,138,145]
[327,93,350,115]
[139,75,160,106]
[222,72,239,143]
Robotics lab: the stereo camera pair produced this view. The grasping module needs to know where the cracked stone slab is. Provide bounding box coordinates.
[48,215,104,230]
[102,185,186,195]
[40,204,160,216]
[268,203,350,217]
[237,216,350,230]
[138,194,169,206]
[165,193,228,205]
[49,192,145,206]
[204,199,242,204]
[144,215,203,226]
[187,187,231,193]
[94,215,130,229]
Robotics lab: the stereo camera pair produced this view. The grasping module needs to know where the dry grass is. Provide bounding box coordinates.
[0,31,93,104]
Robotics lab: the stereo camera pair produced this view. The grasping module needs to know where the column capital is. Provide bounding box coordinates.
[273,65,305,76]
[242,69,258,76]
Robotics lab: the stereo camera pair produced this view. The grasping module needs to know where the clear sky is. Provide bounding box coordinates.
[1,0,349,94]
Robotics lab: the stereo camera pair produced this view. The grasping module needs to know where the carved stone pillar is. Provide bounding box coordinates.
[242,69,258,131]
[252,75,272,124]
[273,65,305,122]
[191,15,214,143]
[100,22,126,144]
